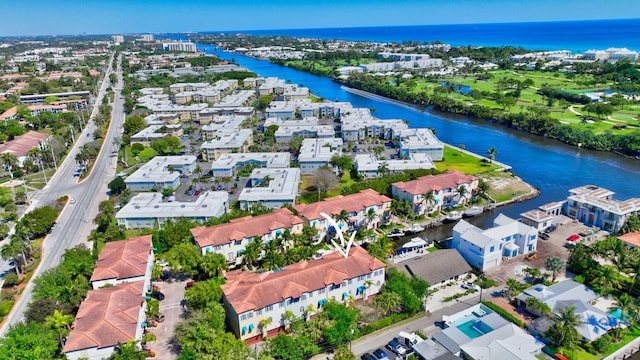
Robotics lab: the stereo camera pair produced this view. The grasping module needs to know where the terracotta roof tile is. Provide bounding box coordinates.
[90,235,152,283]
[63,281,144,353]
[0,131,50,157]
[392,170,477,195]
[222,246,385,313]
[620,232,640,248]
[191,208,304,248]
[294,189,391,221]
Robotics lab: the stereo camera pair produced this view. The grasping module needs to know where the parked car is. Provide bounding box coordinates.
[386,338,406,356]
[538,232,550,240]
[185,281,195,290]
[567,234,581,242]
[361,353,377,360]
[151,291,165,301]
[154,313,165,323]
[373,348,389,359]
[525,252,538,261]
[545,225,557,233]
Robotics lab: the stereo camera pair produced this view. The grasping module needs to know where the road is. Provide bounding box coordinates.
[0,52,126,336]
[351,294,481,357]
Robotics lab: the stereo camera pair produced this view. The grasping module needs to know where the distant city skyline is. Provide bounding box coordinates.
[1,0,639,37]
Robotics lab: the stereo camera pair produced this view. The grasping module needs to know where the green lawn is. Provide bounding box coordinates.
[436,146,502,174]
[298,172,355,204]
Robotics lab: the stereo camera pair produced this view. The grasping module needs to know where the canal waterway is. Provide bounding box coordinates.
[195,43,640,238]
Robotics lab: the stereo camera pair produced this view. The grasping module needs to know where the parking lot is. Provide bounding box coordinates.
[146,269,190,360]
[484,217,608,284]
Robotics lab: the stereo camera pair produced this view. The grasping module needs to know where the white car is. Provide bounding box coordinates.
[69,198,76,204]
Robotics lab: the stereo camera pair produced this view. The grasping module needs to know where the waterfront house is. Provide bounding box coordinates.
[354,153,435,179]
[451,214,538,271]
[563,185,640,234]
[393,249,472,289]
[221,246,385,341]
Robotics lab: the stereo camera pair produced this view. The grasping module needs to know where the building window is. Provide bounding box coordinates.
[257,309,262,315]
[490,246,495,253]
[265,304,274,312]
[241,314,247,321]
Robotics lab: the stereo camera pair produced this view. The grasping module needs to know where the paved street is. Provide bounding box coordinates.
[0,52,126,335]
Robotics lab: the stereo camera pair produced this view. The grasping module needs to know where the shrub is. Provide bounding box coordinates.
[359,312,411,336]
[2,272,19,288]
[0,299,15,316]
[482,301,525,327]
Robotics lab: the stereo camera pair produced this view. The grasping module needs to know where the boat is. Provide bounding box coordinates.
[406,224,425,234]
[396,237,429,255]
[463,206,484,217]
[444,211,462,222]
[387,229,406,238]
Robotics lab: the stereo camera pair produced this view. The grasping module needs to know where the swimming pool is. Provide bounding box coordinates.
[608,308,622,319]
[456,320,494,338]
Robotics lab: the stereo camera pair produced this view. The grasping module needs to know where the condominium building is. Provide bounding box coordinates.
[89,235,154,290]
[221,246,386,341]
[116,191,229,229]
[200,129,253,161]
[211,152,291,177]
[201,115,247,140]
[391,170,478,214]
[125,156,196,191]
[191,208,305,263]
[238,168,301,210]
[297,138,343,175]
[294,189,392,242]
[398,128,444,161]
[129,124,183,147]
[162,41,197,52]
[354,153,435,179]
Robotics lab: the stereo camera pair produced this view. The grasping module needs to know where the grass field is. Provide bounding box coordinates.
[436,146,502,174]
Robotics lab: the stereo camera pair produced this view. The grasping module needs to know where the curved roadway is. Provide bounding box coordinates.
[0,52,126,336]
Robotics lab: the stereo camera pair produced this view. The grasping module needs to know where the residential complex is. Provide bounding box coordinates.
[200,129,253,161]
[297,138,343,175]
[211,152,291,177]
[89,235,154,290]
[162,41,197,52]
[294,189,392,242]
[191,208,304,263]
[451,214,538,271]
[124,156,196,191]
[238,168,301,210]
[391,170,479,215]
[221,246,386,341]
[116,191,229,229]
[354,153,435,178]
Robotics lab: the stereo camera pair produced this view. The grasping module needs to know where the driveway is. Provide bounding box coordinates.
[147,271,190,360]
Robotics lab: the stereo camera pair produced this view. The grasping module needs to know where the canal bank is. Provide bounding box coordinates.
[190,41,640,228]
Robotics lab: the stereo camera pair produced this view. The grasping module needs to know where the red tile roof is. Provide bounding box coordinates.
[63,281,144,353]
[90,235,152,283]
[294,188,391,221]
[0,106,17,120]
[620,232,640,248]
[222,246,385,313]
[392,170,477,195]
[191,208,304,248]
[0,131,50,157]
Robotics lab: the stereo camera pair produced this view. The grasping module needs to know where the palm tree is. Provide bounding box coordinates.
[525,297,552,316]
[592,265,620,295]
[0,153,18,178]
[545,256,565,282]
[372,291,402,316]
[262,240,283,270]
[282,309,295,330]
[486,147,497,163]
[628,260,640,295]
[193,165,202,178]
[362,279,374,302]
[366,208,377,228]
[199,253,228,278]
[110,340,147,360]
[477,179,489,199]
[422,190,435,214]
[376,161,389,177]
[546,305,583,349]
[242,238,263,271]
[259,317,272,339]
[609,293,636,339]
[1,238,23,275]
[457,185,468,204]
[334,209,350,228]
[46,310,74,347]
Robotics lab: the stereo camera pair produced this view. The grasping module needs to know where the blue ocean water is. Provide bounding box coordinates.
[240,18,640,53]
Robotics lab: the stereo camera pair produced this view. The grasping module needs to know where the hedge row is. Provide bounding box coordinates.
[359,312,412,336]
[482,301,525,327]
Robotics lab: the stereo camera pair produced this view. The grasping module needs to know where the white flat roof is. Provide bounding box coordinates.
[116,191,229,220]
[211,152,291,170]
[201,129,252,149]
[126,156,196,183]
[298,138,343,163]
[239,168,300,202]
[355,153,435,172]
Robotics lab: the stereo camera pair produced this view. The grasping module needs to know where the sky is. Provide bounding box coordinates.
[1,0,639,37]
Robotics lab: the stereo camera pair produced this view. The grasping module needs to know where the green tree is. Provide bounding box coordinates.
[266,334,319,360]
[163,243,202,277]
[184,279,224,310]
[486,147,497,162]
[334,344,356,360]
[109,340,147,360]
[199,252,228,279]
[241,238,263,271]
[45,310,74,347]
[123,115,147,138]
[20,205,58,238]
[0,322,62,360]
[330,155,354,176]
[545,256,565,282]
[546,305,583,349]
[372,291,402,315]
[108,177,126,195]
